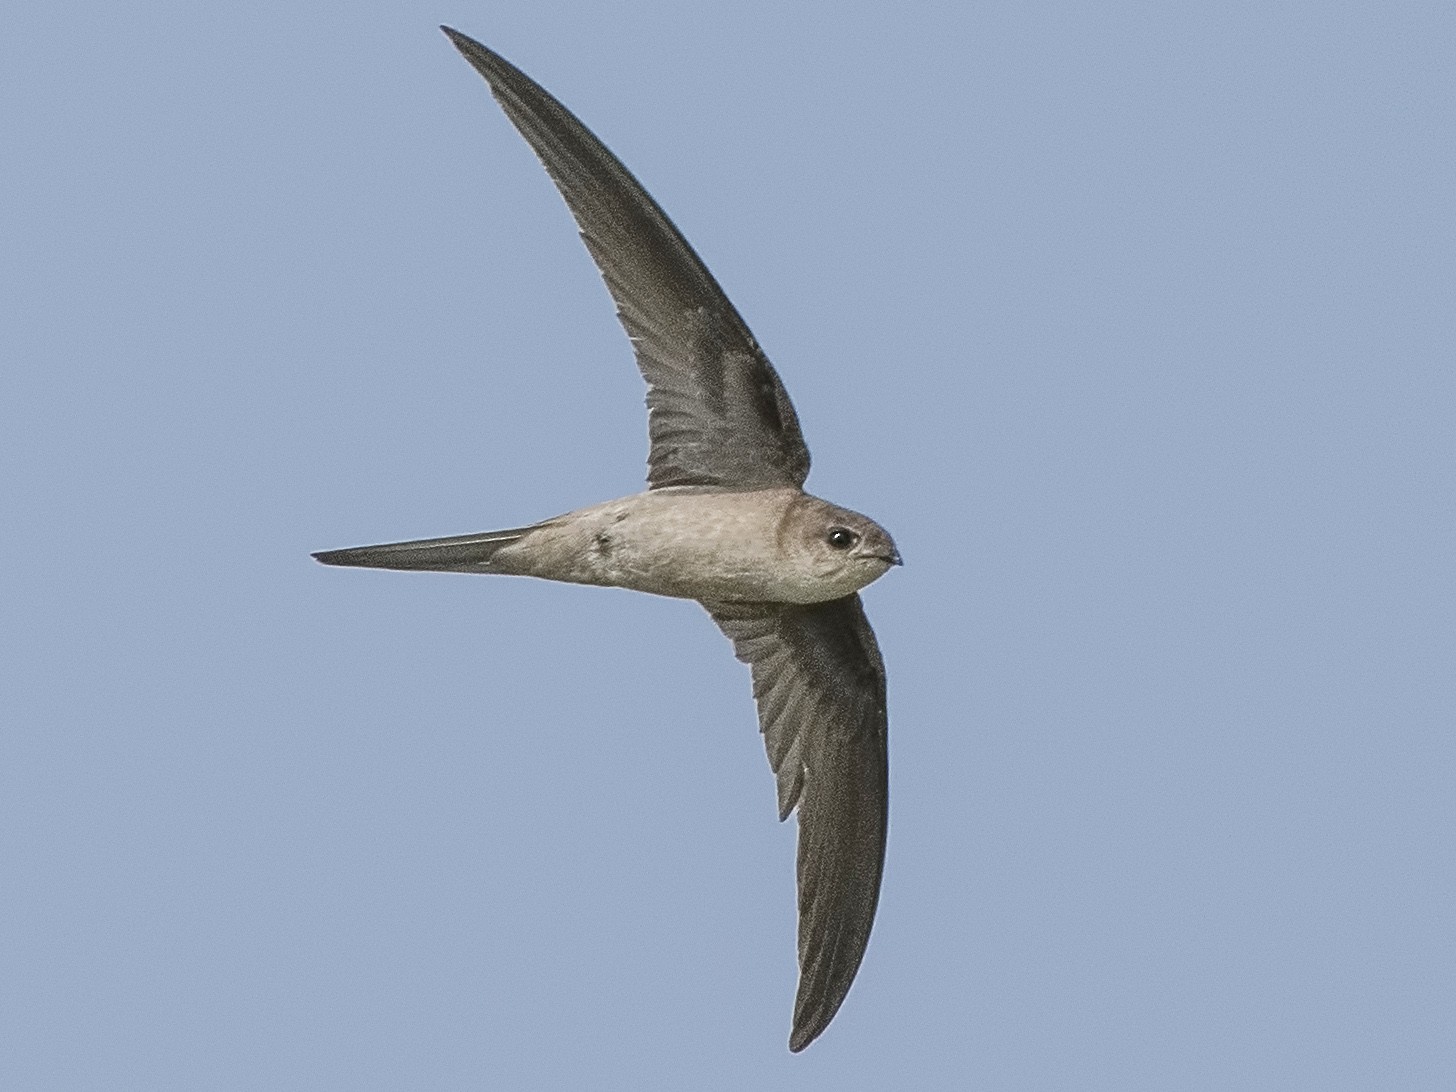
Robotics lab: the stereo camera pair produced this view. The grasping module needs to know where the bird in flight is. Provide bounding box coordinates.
[315,26,901,1052]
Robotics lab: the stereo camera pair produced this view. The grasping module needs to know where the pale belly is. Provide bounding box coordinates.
[490,488,862,603]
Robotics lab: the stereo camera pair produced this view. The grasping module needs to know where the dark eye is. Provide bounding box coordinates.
[826,527,859,550]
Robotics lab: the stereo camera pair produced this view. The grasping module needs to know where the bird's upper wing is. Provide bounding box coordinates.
[443,27,811,491]
[705,594,888,1052]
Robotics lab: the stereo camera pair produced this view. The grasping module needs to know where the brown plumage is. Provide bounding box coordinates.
[315,27,901,1051]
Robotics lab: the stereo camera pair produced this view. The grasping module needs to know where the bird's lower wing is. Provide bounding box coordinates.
[705,594,888,1052]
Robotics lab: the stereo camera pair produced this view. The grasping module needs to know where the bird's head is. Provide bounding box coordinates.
[780,494,902,601]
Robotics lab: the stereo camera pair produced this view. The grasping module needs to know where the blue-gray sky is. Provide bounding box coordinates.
[4,3,1452,1088]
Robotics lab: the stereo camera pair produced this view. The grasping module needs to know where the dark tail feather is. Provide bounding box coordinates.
[312,525,536,573]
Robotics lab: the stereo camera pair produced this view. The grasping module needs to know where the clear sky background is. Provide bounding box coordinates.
[4,3,1452,1088]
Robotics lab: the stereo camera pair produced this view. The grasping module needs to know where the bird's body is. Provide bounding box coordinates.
[315,27,901,1052]
[317,487,897,604]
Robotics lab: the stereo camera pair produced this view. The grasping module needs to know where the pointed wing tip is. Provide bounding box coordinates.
[788,984,846,1052]
[440,26,496,70]
[788,1013,826,1053]
[439,25,470,54]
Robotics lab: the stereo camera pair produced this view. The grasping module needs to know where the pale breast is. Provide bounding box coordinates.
[498,488,814,601]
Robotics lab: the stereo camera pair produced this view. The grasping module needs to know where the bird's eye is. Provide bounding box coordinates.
[826,527,859,550]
